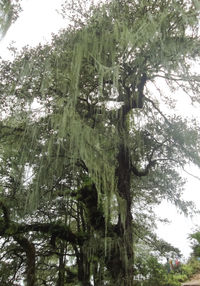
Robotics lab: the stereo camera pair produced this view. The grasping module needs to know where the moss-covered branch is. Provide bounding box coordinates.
[0,219,87,246]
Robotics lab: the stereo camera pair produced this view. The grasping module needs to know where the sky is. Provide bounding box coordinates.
[0,0,66,57]
[1,0,200,260]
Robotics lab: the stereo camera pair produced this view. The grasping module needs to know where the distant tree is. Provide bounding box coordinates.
[0,0,200,285]
[189,231,200,258]
[0,0,22,39]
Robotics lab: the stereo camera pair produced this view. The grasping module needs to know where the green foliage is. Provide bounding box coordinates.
[0,0,22,39]
[134,256,167,286]
[167,273,186,286]
[134,255,200,286]
[190,231,200,257]
[134,255,185,286]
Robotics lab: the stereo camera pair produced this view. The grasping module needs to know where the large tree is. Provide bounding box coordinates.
[0,0,200,285]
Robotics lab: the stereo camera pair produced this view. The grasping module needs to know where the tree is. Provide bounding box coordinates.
[0,0,22,40]
[189,231,200,258]
[0,0,200,285]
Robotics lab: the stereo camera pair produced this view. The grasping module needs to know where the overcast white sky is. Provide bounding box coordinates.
[0,0,66,57]
[1,0,200,260]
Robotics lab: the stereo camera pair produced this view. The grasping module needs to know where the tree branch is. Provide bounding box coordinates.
[0,201,10,229]
[17,223,86,245]
[144,96,171,125]
[130,160,156,177]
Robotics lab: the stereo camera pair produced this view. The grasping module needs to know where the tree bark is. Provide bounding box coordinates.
[57,246,65,286]
[77,247,91,286]
[114,143,134,286]
[14,236,36,286]
[108,96,136,285]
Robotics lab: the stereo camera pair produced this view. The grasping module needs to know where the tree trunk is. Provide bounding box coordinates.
[93,261,103,286]
[108,102,134,285]
[77,248,91,286]
[15,236,36,286]
[57,246,65,286]
[115,143,134,286]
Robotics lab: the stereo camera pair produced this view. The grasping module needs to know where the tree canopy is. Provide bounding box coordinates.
[0,0,22,40]
[0,0,200,285]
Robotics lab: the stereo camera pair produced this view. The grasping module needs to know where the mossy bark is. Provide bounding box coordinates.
[106,144,134,286]
[77,249,91,286]
[116,144,134,285]
[14,236,36,286]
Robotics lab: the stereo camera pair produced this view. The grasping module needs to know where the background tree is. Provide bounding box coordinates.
[189,230,200,258]
[0,0,22,40]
